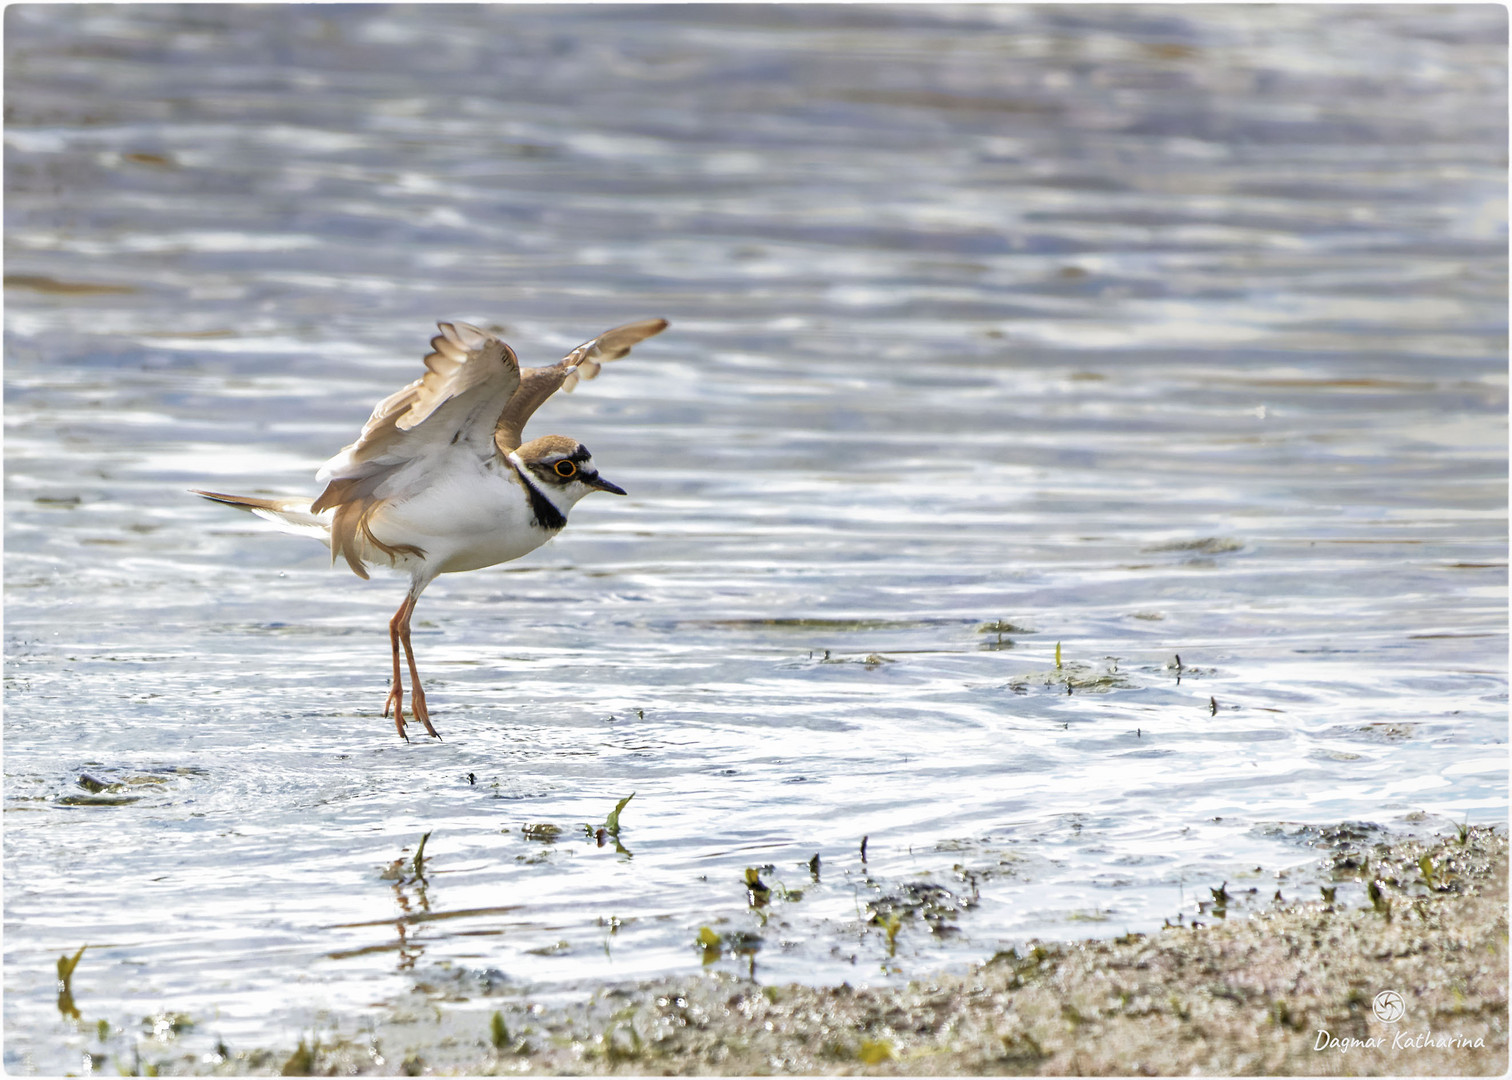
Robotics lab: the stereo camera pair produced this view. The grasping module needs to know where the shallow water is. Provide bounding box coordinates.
[4,3,1507,1073]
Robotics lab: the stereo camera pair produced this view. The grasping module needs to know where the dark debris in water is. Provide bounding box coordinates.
[1345,721,1419,742]
[57,793,143,807]
[931,836,1029,893]
[524,940,573,957]
[4,273,137,295]
[1260,820,1394,853]
[1143,537,1244,555]
[1008,659,1130,694]
[806,649,898,668]
[1251,819,1483,894]
[867,880,971,936]
[976,619,1037,634]
[53,766,201,807]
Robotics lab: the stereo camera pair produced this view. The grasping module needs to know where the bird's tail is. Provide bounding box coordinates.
[193,490,331,543]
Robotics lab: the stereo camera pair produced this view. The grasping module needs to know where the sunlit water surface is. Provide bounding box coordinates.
[4,4,1506,1074]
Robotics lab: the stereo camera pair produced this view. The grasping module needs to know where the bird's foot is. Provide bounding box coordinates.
[384,682,409,741]
[412,686,441,740]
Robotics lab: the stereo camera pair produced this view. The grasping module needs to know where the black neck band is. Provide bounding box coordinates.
[510,458,568,531]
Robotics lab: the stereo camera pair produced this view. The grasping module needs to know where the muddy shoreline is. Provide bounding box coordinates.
[157,825,1507,1076]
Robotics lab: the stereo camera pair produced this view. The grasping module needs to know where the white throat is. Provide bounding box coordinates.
[506,450,585,525]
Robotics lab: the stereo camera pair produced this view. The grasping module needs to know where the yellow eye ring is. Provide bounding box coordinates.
[554,460,578,479]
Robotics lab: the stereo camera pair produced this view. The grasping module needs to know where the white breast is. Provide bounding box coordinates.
[361,451,559,576]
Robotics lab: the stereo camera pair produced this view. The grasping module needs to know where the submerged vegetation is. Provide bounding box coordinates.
[115,826,1503,1076]
[410,831,431,882]
[55,945,86,1022]
[583,792,636,857]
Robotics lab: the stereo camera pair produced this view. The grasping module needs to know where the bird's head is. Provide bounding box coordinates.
[514,434,626,507]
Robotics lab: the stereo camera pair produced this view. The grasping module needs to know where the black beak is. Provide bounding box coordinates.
[585,473,627,496]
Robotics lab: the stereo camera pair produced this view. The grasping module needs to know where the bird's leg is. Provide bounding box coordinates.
[397,595,440,740]
[384,595,413,741]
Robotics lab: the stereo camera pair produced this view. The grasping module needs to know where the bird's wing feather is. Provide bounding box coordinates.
[312,321,522,576]
[493,318,668,451]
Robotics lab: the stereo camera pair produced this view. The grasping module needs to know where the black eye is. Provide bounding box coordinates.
[554,460,578,479]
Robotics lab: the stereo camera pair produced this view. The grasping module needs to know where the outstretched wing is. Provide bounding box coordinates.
[493,318,668,452]
[312,321,521,577]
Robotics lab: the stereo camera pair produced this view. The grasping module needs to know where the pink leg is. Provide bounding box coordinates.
[383,595,415,740]
[399,605,440,740]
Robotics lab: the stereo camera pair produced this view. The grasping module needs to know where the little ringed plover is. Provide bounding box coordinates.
[196,317,669,741]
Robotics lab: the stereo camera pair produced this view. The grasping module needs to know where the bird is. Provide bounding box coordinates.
[195,317,669,741]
